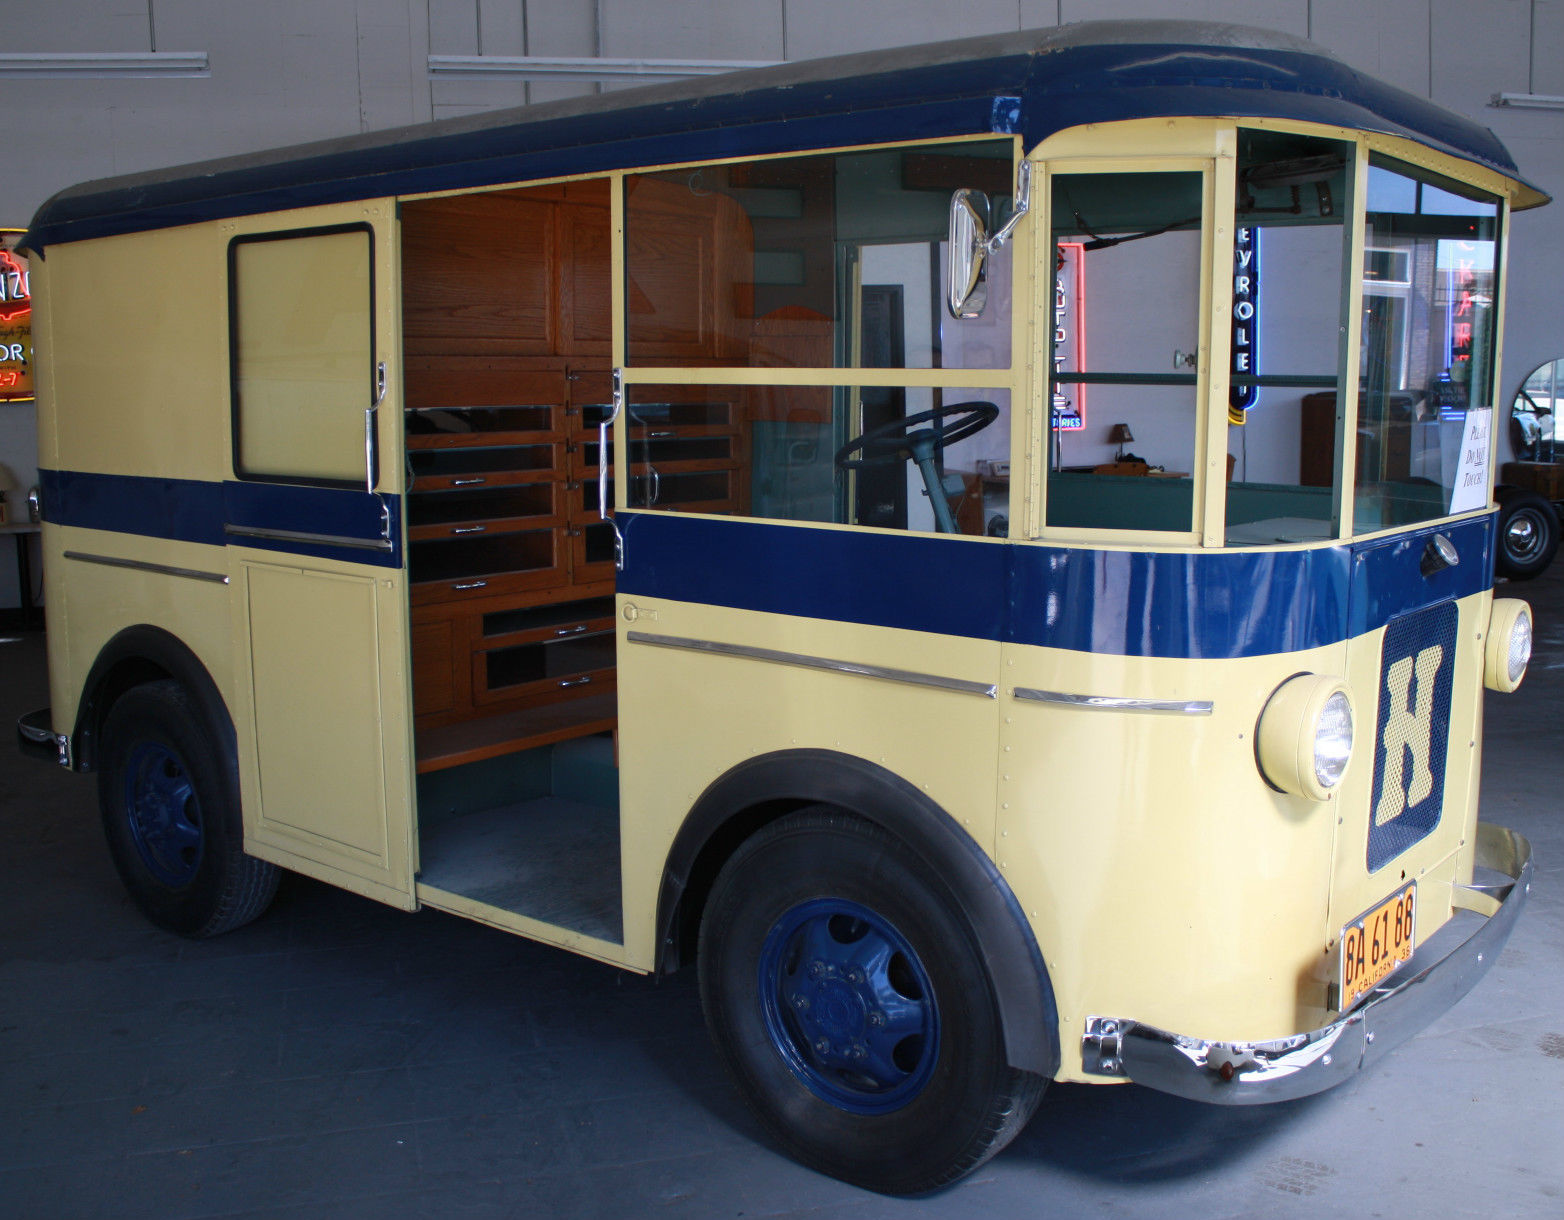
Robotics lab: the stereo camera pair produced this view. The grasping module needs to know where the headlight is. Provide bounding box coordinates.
[1484,599,1533,693]
[1257,674,1356,802]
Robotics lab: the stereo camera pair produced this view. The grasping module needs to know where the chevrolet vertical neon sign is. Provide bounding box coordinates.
[1229,226,1258,424]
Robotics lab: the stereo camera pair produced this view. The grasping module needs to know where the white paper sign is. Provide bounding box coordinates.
[1448,407,1492,514]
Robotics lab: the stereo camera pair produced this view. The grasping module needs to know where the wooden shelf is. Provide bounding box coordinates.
[415,692,617,773]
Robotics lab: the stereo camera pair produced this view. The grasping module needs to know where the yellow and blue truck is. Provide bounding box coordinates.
[16,21,1539,1193]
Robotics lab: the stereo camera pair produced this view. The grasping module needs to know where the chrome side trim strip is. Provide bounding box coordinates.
[223,524,394,552]
[625,630,997,698]
[1013,687,1213,715]
[64,550,229,585]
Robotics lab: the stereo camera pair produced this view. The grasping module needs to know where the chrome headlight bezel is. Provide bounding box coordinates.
[1257,674,1356,802]
[1484,599,1533,694]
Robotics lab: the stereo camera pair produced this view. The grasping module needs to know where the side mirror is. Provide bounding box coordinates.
[946,160,1031,320]
[947,189,991,320]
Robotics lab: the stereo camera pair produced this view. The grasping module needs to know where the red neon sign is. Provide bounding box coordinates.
[0,231,31,402]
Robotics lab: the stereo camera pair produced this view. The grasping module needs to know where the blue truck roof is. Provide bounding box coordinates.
[22,19,1545,253]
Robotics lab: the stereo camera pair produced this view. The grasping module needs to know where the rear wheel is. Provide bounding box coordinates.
[98,680,279,937]
[698,808,1044,1195]
[1495,488,1559,580]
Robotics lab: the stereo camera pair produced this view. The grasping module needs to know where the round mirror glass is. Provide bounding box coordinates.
[1511,358,1562,463]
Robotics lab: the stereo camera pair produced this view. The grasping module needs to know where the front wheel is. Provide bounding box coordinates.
[1495,488,1560,580]
[98,680,279,937]
[698,809,1044,1194]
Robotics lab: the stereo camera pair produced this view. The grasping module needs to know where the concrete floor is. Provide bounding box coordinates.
[2,570,1562,1220]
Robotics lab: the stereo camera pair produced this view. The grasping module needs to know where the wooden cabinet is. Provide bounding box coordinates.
[400,178,749,771]
[404,360,619,771]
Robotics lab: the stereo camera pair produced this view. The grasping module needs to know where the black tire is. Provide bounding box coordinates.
[698,808,1045,1195]
[1495,488,1560,580]
[98,680,279,937]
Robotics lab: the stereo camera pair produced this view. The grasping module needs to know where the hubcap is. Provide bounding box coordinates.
[123,742,204,887]
[757,898,939,1114]
[1505,511,1542,560]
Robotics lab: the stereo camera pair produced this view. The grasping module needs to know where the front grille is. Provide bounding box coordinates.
[1367,601,1458,873]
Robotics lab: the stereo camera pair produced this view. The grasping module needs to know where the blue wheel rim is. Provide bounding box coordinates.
[123,742,204,887]
[757,898,939,1115]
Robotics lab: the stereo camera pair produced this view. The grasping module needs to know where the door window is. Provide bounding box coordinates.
[230,225,376,485]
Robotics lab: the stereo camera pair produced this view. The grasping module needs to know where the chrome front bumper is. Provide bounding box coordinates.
[16,707,71,768]
[1081,823,1532,1104]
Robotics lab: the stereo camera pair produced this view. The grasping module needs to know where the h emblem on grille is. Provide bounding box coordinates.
[1374,644,1445,826]
[1367,602,1457,872]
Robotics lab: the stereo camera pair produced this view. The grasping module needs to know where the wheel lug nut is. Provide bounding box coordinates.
[868,1011,886,1028]
[792,995,809,1011]
[808,961,827,980]
[814,1038,831,1056]
[846,968,865,985]
[851,1044,867,1061]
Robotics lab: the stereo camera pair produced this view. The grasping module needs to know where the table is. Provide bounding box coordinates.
[0,521,41,630]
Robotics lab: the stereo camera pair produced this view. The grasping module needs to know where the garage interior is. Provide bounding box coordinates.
[2,3,1563,1216]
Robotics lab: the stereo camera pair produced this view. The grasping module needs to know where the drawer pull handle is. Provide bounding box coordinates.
[451,477,487,486]
[648,430,677,439]
[555,624,589,636]
[452,580,489,591]
[558,676,592,689]
[451,525,487,535]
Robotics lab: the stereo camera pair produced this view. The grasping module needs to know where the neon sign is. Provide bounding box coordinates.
[1229,226,1258,424]
[1439,237,1490,414]
[0,231,31,402]
[1051,241,1086,432]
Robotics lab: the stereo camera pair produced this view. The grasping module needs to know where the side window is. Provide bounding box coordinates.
[621,141,1017,537]
[1356,160,1501,531]
[1048,169,1205,533]
[230,225,375,485]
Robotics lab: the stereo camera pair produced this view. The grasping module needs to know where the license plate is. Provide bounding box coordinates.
[1340,883,1417,1011]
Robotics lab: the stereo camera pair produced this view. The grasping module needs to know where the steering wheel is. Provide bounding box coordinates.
[834,401,999,534]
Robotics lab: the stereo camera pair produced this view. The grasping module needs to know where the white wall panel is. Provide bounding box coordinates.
[1020,0,1064,29]
[1532,0,1564,93]
[1057,0,1306,36]
[155,0,365,148]
[781,0,1017,60]
[355,0,431,131]
[1431,0,1531,116]
[481,0,527,54]
[601,0,782,59]
[526,0,600,103]
[3,1,151,53]
[428,0,479,53]
[1309,0,1430,96]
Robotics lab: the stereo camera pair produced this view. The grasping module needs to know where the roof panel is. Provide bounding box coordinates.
[23,20,1543,253]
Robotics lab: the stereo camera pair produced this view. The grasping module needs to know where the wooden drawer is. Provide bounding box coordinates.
[407,482,566,541]
[473,625,617,706]
[407,440,564,491]
[405,403,560,443]
[410,526,568,604]
[480,596,616,645]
